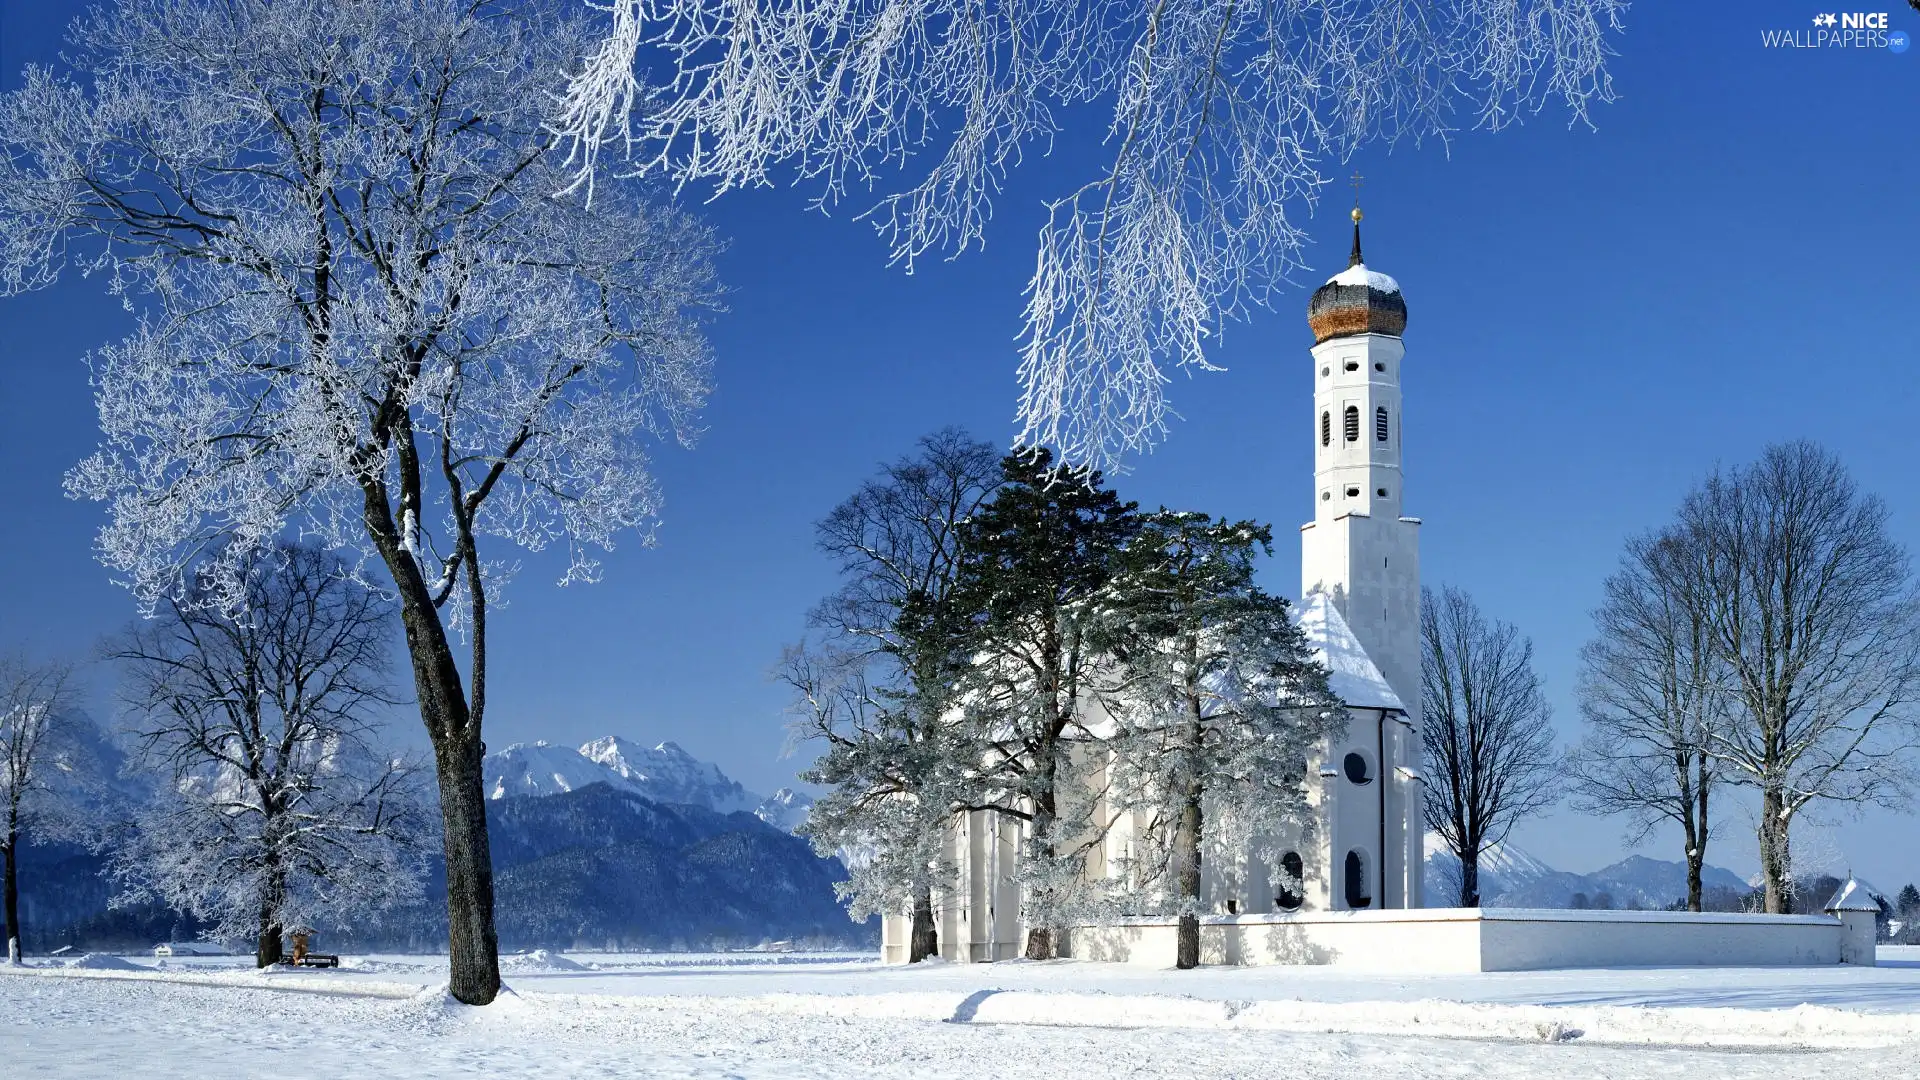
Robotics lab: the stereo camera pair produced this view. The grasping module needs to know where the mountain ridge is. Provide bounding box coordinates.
[483,737,814,834]
[1423,836,1751,909]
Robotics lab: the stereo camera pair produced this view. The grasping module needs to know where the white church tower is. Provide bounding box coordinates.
[1296,199,1424,910]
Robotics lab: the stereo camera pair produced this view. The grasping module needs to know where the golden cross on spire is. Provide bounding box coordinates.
[1349,170,1365,223]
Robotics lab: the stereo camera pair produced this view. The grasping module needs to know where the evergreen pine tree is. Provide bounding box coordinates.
[951,448,1138,959]
[1091,511,1341,968]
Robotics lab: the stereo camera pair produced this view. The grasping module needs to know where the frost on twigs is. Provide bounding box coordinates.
[556,0,1626,471]
[0,0,722,624]
[108,543,432,954]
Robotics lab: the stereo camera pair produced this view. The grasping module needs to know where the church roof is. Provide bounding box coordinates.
[1824,877,1885,913]
[1297,592,1404,711]
[1306,215,1407,344]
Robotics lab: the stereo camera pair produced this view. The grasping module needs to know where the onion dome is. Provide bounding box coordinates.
[1307,208,1406,344]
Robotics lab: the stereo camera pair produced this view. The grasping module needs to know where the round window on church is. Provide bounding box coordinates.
[1343,752,1373,785]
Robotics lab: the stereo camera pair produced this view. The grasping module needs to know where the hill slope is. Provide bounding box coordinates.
[485,782,869,950]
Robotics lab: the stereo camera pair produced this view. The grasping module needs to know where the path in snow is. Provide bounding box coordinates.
[3,970,1915,1080]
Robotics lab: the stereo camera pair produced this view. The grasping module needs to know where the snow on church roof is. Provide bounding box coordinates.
[1325,262,1401,294]
[1297,593,1404,711]
[1824,877,1885,913]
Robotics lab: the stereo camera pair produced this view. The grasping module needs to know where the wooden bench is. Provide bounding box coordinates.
[278,953,340,968]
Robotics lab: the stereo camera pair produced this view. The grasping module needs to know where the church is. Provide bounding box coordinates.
[880,205,1428,963]
[878,210,1882,973]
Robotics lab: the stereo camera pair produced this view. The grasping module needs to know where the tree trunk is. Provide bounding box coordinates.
[434,730,500,1003]
[1459,847,1481,908]
[1760,787,1791,914]
[3,832,19,964]
[1682,763,1707,912]
[383,526,502,1006]
[257,918,284,968]
[1174,792,1202,970]
[1023,742,1060,962]
[1022,812,1055,961]
[256,860,285,968]
[908,882,938,963]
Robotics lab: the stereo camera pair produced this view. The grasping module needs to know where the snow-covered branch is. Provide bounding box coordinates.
[557,0,1626,470]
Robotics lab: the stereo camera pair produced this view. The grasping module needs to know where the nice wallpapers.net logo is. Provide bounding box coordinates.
[1762,11,1911,50]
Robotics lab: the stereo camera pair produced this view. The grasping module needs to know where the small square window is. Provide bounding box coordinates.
[1374,362,1385,372]
[1376,488,1388,497]
[1344,361,1359,372]
[1345,487,1360,498]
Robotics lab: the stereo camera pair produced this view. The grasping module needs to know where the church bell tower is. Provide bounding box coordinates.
[1300,201,1421,718]
[1296,194,1425,911]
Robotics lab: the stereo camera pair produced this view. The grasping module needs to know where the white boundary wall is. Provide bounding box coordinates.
[1065,908,1862,972]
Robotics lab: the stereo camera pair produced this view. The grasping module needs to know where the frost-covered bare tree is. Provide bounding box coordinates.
[781,643,963,960]
[1420,585,1557,908]
[1091,511,1339,968]
[1568,525,1729,912]
[111,543,429,968]
[556,0,1626,471]
[1682,442,1920,915]
[0,0,719,1002]
[792,428,1001,962]
[0,657,90,964]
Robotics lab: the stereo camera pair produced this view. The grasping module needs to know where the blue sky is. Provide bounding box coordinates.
[1,2,1915,889]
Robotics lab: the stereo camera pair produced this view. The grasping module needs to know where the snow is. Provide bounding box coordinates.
[1297,593,1404,710]
[7,952,1920,1077]
[1827,877,1887,913]
[498,949,592,974]
[60,952,145,971]
[1326,262,1402,294]
[485,737,815,825]
[580,736,760,813]
[485,740,623,800]
[485,736,816,835]
[752,786,815,832]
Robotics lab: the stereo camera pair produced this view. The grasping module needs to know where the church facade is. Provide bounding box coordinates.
[881,211,1425,963]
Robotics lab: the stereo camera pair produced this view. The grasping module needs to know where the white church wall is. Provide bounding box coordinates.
[1070,909,1484,972]
[1476,909,1842,970]
[1063,908,1851,972]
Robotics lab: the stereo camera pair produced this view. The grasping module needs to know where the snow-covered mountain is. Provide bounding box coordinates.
[1422,835,1750,909]
[580,736,761,814]
[484,737,812,834]
[751,788,816,835]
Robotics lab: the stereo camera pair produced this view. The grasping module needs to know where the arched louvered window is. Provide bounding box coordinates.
[1320,411,1330,447]
[1343,406,1359,442]
[1344,850,1372,909]
[1376,406,1389,442]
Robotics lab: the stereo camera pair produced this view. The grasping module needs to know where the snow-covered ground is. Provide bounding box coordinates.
[5,949,1919,1077]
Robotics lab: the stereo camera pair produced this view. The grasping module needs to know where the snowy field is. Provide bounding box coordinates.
[5,949,1920,1078]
